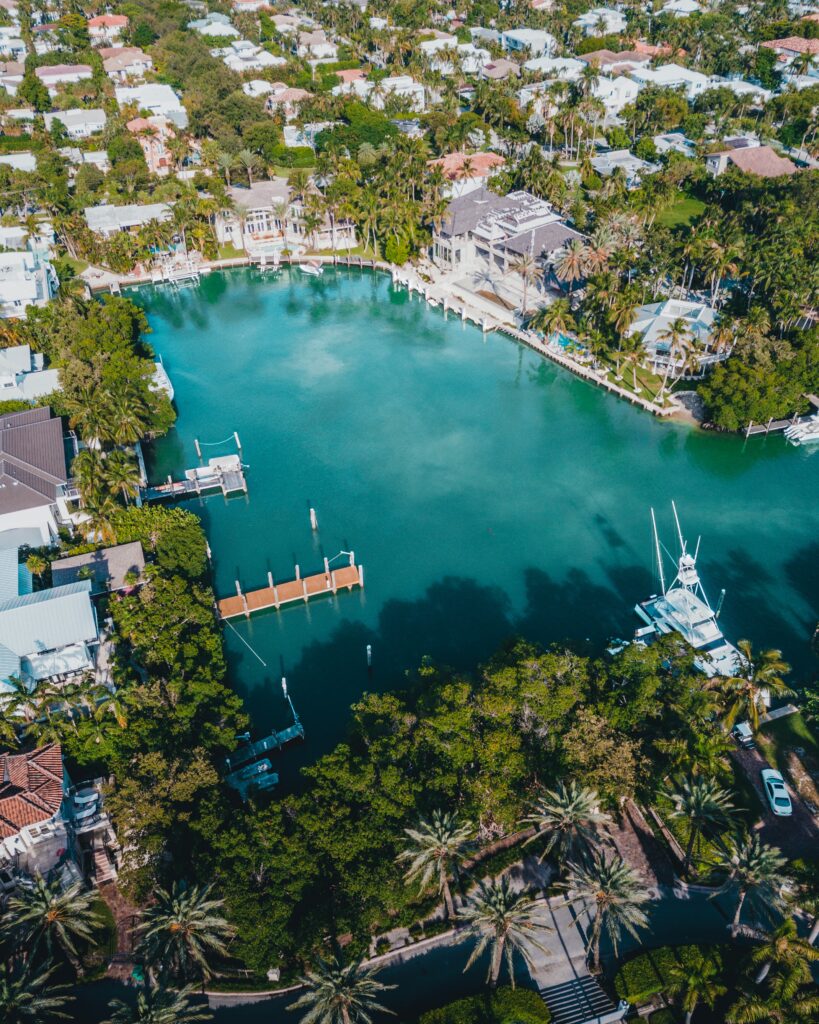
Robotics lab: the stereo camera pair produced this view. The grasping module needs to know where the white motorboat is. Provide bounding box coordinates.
[784,414,819,446]
[151,357,174,402]
[298,260,323,277]
[634,502,740,677]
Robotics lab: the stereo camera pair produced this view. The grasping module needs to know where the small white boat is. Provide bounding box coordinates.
[784,414,819,446]
[298,261,323,277]
[151,358,174,402]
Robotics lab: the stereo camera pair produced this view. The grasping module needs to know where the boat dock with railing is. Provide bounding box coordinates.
[143,453,247,502]
[224,683,304,800]
[217,551,363,619]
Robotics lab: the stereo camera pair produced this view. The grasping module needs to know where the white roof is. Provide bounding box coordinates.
[84,202,172,233]
[0,581,97,660]
[0,152,36,172]
[44,108,106,130]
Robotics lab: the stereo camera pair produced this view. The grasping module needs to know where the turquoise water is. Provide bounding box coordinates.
[136,268,817,779]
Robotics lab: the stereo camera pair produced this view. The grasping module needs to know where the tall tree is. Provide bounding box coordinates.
[397,810,473,919]
[458,877,552,989]
[559,851,650,971]
[138,882,235,981]
[288,957,395,1024]
[0,963,72,1024]
[520,780,612,866]
[105,982,212,1024]
[666,951,727,1024]
[6,875,102,970]
[666,777,736,877]
[708,641,793,731]
[714,835,788,936]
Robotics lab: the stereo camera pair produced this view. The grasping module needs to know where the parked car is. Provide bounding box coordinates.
[761,768,792,817]
[732,721,755,749]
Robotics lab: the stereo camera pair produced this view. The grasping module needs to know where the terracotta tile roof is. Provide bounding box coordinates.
[429,151,506,180]
[88,14,128,27]
[0,743,64,839]
[761,36,819,55]
[724,145,798,177]
[335,68,367,83]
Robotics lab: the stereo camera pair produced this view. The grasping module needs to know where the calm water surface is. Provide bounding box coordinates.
[135,268,817,779]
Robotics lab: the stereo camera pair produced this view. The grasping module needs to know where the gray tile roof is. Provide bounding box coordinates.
[503,221,582,257]
[440,186,514,237]
[0,408,67,513]
[51,542,145,594]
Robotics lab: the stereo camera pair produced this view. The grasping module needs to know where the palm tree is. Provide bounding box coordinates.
[72,447,106,506]
[708,640,793,732]
[288,956,395,1024]
[527,298,573,339]
[521,781,612,865]
[106,982,212,1024]
[667,950,726,1024]
[398,810,473,919]
[666,777,736,877]
[750,917,819,984]
[714,834,788,936]
[138,881,235,980]
[25,553,48,586]
[458,877,552,989]
[507,252,540,315]
[236,149,261,187]
[655,317,692,401]
[82,499,119,545]
[555,239,586,293]
[559,851,650,971]
[6,874,102,969]
[0,963,72,1024]
[103,449,141,504]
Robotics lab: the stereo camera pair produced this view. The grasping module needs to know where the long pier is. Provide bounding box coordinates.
[744,394,819,437]
[217,553,363,619]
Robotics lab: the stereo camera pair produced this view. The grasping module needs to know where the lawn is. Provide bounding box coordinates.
[657,194,707,228]
[216,243,246,260]
[757,711,819,771]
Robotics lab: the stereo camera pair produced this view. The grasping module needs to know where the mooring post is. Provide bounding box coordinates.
[302,577,309,602]
[330,569,337,593]
[323,557,330,576]
[358,564,365,588]
[267,571,274,589]
[295,563,300,580]
[234,431,242,451]
[348,550,355,567]
[194,438,202,458]
[310,507,318,531]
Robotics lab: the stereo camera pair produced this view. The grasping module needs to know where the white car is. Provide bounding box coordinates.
[761,769,792,817]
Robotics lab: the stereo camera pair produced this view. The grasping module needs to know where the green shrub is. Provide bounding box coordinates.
[648,1011,675,1024]
[615,945,722,1006]
[418,989,550,1024]
[385,236,410,265]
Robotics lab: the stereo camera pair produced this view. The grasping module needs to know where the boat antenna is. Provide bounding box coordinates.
[694,535,701,562]
[715,588,726,619]
[651,507,666,594]
[671,500,686,555]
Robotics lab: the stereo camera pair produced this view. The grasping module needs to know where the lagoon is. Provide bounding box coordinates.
[137,267,817,781]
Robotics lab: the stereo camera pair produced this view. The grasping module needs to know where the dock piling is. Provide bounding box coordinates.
[234,431,242,451]
[267,571,274,589]
[358,564,364,588]
[194,438,202,459]
[310,507,318,531]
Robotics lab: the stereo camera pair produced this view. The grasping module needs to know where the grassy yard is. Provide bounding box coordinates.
[657,194,707,228]
[757,711,819,772]
[600,360,671,406]
[216,243,246,260]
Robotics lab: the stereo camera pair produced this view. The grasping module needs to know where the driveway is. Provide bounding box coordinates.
[731,748,819,858]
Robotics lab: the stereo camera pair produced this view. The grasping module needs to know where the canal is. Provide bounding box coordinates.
[136,266,817,782]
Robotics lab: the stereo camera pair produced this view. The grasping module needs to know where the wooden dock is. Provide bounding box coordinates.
[745,394,819,437]
[218,555,363,619]
[143,455,247,502]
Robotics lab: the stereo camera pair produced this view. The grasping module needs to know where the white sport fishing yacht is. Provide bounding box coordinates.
[784,414,819,446]
[634,503,740,677]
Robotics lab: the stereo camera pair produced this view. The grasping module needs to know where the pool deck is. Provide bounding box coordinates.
[218,561,363,619]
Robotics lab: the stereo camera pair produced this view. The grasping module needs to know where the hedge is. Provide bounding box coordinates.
[615,945,721,1006]
[418,987,551,1024]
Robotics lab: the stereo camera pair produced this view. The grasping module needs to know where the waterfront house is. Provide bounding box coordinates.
[578,49,651,73]
[0,251,58,319]
[428,151,506,198]
[573,7,628,35]
[0,743,121,889]
[432,188,583,280]
[43,108,106,141]
[83,202,173,238]
[115,83,188,128]
[101,46,153,83]
[0,409,73,544]
[35,64,93,96]
[216,179,290,252]
[523,56,584,80]
[479,58,521,81]
[52,542,145,595]
[592,74,641,115]
[87,14,128,45]
[627,298,720,376]
[332,74,426,112]
[0,344,59,402]
[705,143,798,178]
[0,551,98,695]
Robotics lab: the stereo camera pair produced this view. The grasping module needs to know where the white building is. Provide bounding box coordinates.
[295,30,338,61]
[593,74,640,114]
[115,83,188,128]
[627,298,720,375]
[660,0,702,15]
[591,148,660,187]
[35,63,93,96]
[214,39,287,72]
[0,27,26,60]
[629,63,710,99]
[44,108,106,140]
[0,61,24,94]
[429,42,491,76]
[654,131,696,156]
[83,202,173,238]
[711,77,772,104]
[332,74,426,112]
[0,151,36,172]
[502,28,557,56]
[573,7,628,35]
[0,344,59,402]
[232,0,273,11]
[523,56,585,80]
[0,251,58,319]
[243,78,277,98]
[87,14,129,44]
[188,12,240,38]
[101,46,154,82]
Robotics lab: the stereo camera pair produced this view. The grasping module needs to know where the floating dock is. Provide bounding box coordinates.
[143,454,247,502]
[217,552,363,619]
